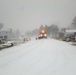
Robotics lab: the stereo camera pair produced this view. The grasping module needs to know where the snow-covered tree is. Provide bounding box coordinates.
[72,16,76,29]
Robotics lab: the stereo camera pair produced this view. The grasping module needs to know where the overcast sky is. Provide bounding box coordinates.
[0,0,76,33]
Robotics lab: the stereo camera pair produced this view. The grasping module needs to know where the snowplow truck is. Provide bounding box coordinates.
[38,29,47,39]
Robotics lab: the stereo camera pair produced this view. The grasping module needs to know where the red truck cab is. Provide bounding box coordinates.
[38,29,47,39]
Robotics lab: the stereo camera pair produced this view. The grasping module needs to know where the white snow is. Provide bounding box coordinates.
[0,39,76,75]
[66,29,76,33]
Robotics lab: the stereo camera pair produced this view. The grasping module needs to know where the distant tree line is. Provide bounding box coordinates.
[26,24,60,38]
[25,16,76,39]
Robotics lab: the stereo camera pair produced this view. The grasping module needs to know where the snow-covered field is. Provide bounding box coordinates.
[0,38,76,75]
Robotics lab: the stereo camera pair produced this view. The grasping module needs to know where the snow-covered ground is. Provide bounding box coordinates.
[0,38,76,75]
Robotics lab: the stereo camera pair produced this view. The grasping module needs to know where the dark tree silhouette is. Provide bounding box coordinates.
[0,23,4,30]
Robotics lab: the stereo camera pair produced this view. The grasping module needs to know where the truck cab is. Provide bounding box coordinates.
[38,29,47,39]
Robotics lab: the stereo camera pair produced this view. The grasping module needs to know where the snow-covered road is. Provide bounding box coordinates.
[0,39,76,75]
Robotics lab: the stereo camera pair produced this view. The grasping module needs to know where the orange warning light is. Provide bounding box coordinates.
[41,29,45,33]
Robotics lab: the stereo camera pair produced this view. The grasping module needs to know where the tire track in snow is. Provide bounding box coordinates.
[0,40,39,57]
[21,39,59,75]
[0,40,43,69]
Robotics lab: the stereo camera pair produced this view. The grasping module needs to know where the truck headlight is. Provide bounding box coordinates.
[40,34,42,36]
[44,34,46,36]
